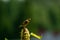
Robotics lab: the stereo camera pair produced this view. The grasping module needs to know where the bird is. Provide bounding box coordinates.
[20,18,31,40]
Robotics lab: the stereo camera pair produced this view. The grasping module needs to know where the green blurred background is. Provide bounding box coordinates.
[0,0,60,39]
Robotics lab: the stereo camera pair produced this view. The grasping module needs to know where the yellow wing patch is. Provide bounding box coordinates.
[30,33,42,40]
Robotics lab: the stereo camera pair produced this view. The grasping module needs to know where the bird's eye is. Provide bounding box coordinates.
[25,21,28,24]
